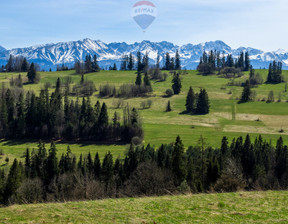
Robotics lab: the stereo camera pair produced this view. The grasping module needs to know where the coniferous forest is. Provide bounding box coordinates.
[0,78,143,142]
[0,134,288,205]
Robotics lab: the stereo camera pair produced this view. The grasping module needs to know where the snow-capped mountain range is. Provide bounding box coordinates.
[1,38,288,70]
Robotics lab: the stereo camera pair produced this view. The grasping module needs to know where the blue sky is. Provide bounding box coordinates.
[1,0,288,51]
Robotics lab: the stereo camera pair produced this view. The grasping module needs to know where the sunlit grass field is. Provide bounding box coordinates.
[0,69,288,167]
[0,191,287,223]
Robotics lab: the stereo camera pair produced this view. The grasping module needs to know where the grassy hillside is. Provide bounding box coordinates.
[1,69,288,166]
[0,191,287,223]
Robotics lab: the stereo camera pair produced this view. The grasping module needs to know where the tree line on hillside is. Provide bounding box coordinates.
[0,78,143,142]
[239,61,284,103]
[267,61,283,84]
[0,55,40,83]
[197,50,284,86]
[1,55,33,73]
[239,80,286,104]
[74,55,100,74]
[0,134,287,205]
[197,50,251,76]
[120,51,181,72]
[99,72,153,98]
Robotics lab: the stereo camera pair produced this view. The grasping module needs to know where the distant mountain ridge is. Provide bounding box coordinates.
[0,45,6,53]
[1,38,288,70]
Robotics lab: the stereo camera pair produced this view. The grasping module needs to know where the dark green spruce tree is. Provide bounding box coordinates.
[175,50,181,70]
[128,53,134,70]
[4,159,24,204]
[137,51,142,72]
[239,80,251,103]
[165,53,171,70]
[244,52,250,71]
[185,86,196,113]
[27,63,37,83]
[135,72,142,86]
[172,73,182,94]
[43,142,58,187]
[172,136,187,186]
[196,89,210,114]
[98,103,109,127]
[102,152,114,192]
[166,101,172,112]
[143,73,151,87]
[94,152,101,179]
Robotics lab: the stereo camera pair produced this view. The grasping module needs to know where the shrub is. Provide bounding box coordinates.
[266,91,274,103]
[177,180,191,194]
[149,69,167,82]
[121,162,176,197]
[44,82,52,89]
[72,80,96,96]
[220,67,243,79]
[147,99,152,108]
[140,100,153,109]
[15,178,44,204]
[165,89,174,97]
[99,84,115,97]
[140,101,147,109]
[113,99,125,109]
[214,159,246,192]
[249,73,263,86]
[64,76,73,85]
[118,84,151,98]
[131,136,142,146]
[218,202,225,208]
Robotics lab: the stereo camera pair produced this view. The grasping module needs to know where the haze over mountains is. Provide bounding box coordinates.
[1,38,288,71]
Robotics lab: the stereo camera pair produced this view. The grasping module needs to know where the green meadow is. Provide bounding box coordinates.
[0,191,287,223]
[1,69,288,166]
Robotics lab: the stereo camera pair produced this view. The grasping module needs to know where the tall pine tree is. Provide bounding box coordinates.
[240,80,251,103]
[172,73,182,94]
[172,136,187,186]
[196,89,210,114]
[185,86,196,113]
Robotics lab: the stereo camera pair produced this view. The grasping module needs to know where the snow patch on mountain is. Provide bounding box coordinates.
[0,45,6,53]
[1,39,288,70]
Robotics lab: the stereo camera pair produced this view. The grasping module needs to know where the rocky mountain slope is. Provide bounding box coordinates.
[1,39,288,70]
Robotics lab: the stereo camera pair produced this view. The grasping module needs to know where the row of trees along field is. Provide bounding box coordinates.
[197,50,284,85]
[74,55,100,74]
[73,50,181,74]
[0,55,40,83]
[120,51,181,72]
[197,50,251,75]
[0,135,287,205]
[0,78,143,142]
[239,63,285,104]
[1,55,32,73]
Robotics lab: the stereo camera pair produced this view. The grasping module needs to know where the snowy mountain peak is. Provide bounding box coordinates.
[274,49,287,55]
[0,45,6,53]
[0,39,288,70]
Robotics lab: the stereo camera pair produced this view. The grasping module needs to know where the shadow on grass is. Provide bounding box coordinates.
[161,95,173,98]
[0,139,37,146]
[0,138,128,148]
[179,110,206,116]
